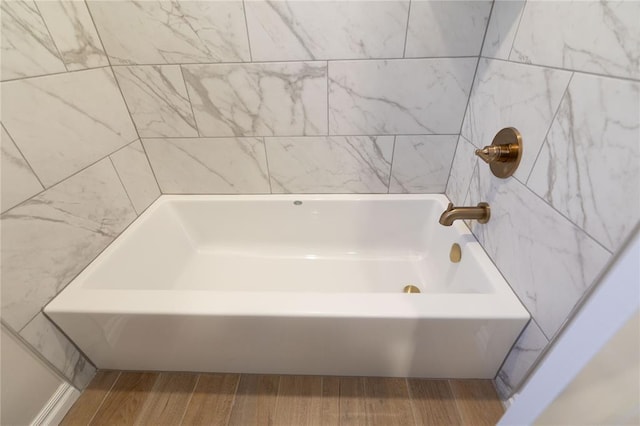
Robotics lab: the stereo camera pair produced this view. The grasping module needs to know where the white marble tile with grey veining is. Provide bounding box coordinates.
[266,136,393,193]
[143,137,270,193]
[86,0,250,65]
[494,375,511,404]
[467,165,611,338]
[245,0,408,61]
[183,62,327,137]
[110,140,161,214]
[389,135,457,193]
[461,58,572,181]
[1,126,43,213]
[445,135,478,205]
[329,58,476,135]
[0,0,66,80]
[1,67,137,187]
[0,159,136,331]
[528,74,640,253]
[405,0,492,58]
[113,65,198,137]
[511,0,640,80]
[495,320,549,400]
[481,0,526,60]
[37,0,108,71]
[20,313,96,389]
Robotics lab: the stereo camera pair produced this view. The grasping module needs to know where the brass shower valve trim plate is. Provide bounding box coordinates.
[475,127,523,178]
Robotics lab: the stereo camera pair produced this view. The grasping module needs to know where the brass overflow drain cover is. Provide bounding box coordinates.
[403,285,421,294]
[450,243,462,263]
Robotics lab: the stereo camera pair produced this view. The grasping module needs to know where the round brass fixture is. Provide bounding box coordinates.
[475,127,523,178]
[450,243,462,263]
[403,285,421,294]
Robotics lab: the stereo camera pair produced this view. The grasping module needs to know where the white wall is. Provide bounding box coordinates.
[535,310,639,425]
[1,325,65,425]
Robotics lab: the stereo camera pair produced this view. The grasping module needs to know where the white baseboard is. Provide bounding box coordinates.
[30,383,80,426]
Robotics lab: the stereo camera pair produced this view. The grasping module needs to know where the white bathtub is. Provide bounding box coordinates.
[46,194,528,378]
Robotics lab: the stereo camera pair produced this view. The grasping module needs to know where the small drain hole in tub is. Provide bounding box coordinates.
[294,200,302,205]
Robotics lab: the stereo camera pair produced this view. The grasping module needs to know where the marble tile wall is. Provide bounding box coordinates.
[1,0,492,389]
[78,0,490,194]
[447,0,640,401]
[0,0,161,389]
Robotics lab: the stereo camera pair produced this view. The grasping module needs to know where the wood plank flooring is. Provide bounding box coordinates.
[61,372,504,426]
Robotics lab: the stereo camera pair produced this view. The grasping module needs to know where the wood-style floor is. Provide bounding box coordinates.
[61,372,504,426]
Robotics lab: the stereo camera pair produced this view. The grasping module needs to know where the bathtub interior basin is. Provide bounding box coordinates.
[46,194,529,378]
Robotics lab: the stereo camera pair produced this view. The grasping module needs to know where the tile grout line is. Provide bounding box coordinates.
[84,0,109,66]
[40,308,99,376]
[491,317,540,383]
[1,136,140,218]
[326,61,330,135]
[32,1,68,73]
[456,0,495,138]
[139,133,461,140]
[108,155,138,215]
[241,0,253,62]
[1,318,72,387]
[464,169,612,344]
[507,0,528,61]
[85,0,165,200]
[481,55,640,83]
[138,140,164,195]
[460,132,477,148]
[387,135,397,194]
[443,134,462,196]
[460,187,556,344]
[446,0,494,201]
[84,0,165,200]
[177,373,201,426]
[524,72,574,185]
[512,221,640,394]
[179,65,201,137]
[106,68,164,194]
[85,371,122,425]
[461,164,568,342]
[512,173,614,256]
[2,61,637,87]
[23,182,162,354]
[0,123,46,189]
[402,0,412,58]
[158,191,439,196]
[262,137,274,194]
[0,65,111,83]
[1,55,487,84]
[104,56,481,67]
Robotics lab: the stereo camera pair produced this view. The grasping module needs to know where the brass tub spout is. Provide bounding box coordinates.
[439,202,490,226]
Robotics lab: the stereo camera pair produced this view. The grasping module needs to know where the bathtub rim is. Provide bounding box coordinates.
[45,193,528,323]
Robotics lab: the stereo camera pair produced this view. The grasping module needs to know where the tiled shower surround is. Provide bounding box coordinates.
[0,0,637,400]
[447,0,639,400]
